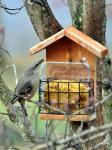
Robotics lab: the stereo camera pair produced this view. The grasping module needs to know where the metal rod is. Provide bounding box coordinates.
[58,81,60,109]
[39,80,42,113]
[79,82,81,114]
[41,80,93,84]
[68,82,70,113]
[47,79,50,113]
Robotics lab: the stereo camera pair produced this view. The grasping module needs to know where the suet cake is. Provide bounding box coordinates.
[44,80,88,113]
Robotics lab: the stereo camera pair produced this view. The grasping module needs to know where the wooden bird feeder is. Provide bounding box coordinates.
[30,26,108,122]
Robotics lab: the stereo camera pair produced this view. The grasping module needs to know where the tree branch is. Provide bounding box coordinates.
[32,0,45,6]
[31,122,112,150]
[0,75,39,143]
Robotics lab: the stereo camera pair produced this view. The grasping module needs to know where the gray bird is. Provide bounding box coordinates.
[11,59,44,116]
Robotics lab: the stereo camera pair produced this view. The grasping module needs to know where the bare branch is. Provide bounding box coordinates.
[30,122,112,150]
[32,0,45,6]
[32,92,112,119]
[0,112,9,115]
[0,75,39,143]
[0,47,18,84]
[82,130,109,144]
[57,123,112,145]
[89,139,110,150]
[33,101,66,115]
[0,47,13,61]
[0,65,14,75]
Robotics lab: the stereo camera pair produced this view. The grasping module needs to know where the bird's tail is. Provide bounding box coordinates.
[34,59,44,68]
[30,59,45,71]
[11,95,19,104]
[25,59,45,74]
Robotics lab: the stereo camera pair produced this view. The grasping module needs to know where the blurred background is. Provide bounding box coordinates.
[0,0,112,89]
[0,0,112,147]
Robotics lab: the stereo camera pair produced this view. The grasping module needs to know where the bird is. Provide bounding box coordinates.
[11,59,44,116]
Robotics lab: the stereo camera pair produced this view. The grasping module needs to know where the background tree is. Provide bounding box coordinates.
[25,0,62,40]
[0,0,111,149]
[68,1,107,150]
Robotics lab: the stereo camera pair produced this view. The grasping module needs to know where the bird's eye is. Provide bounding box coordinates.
[26,87,32,93]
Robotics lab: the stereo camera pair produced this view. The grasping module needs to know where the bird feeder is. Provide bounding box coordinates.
[29,26,108,121]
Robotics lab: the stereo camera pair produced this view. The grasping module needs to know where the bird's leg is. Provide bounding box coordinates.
[20,101,28,116]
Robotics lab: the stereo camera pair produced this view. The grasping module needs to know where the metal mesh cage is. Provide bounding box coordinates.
[39,61,94,115]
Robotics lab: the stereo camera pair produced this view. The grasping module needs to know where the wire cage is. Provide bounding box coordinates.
[38,61,95,115]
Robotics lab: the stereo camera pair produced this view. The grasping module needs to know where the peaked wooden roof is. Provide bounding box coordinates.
[30,26,108,57]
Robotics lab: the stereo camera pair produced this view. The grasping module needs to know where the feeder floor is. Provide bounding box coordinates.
[40,113,96,121]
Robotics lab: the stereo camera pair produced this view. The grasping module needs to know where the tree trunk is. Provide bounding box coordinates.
[83,0,106,43]
[25,0,62,39]
[83,0,106,117]
[83,6,112,149]
[25,1,44,40]
[68,0,107,149]
[68,0,83,30]
[83,1,107,150]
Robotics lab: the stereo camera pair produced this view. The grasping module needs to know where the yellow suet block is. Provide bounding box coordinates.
[44,80,89,112]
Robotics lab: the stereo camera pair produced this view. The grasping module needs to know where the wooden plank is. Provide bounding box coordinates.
[46,37,95,79]
[67,26,106,50]
[29,29,65,55]
[29,26,108,58]
[40,113,96,121]
[65,27,108,57]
